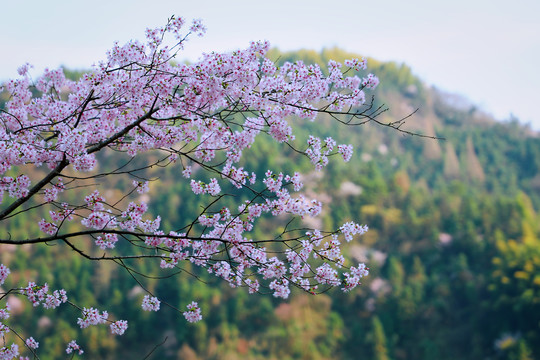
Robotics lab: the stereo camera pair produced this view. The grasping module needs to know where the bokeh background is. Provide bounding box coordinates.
[1,1,540,359]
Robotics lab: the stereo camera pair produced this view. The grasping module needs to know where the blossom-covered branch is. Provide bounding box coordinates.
[0,15,384,357]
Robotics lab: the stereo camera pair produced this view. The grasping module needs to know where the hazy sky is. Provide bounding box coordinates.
[2,0,539,129]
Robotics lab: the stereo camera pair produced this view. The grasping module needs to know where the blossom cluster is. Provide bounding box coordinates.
[0,344,19,360]
[132,180,150,194]
[1,263,129,357]
[77,307,108,328]
[21,282,68,309]
[306,136,354,170]
[0,14,376,183]
[0,264,9,285]
[43,178,65,202]
[183,301,202,323]
[0,267,16,360]
[65,340,83,355]
[24,337,38,350]
[141,295,161,312]
[0,15,379,356]
[0,175,30,203]
[110,320,129,335]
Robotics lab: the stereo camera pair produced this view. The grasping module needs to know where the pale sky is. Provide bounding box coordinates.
[2,0,539,129]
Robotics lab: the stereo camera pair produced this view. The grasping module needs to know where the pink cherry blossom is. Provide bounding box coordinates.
[0,265,9,286]
[0,305,9,321]
[77,307,108,328]
[141,295,161,312]
[0,344,19,360]
[65,340,83,355]
[24,337,39,350]
[110,320,129,335]
[183,301,202,323]
[0,323,9,338]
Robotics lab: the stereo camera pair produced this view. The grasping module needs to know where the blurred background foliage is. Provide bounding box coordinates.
[1,48,539,359]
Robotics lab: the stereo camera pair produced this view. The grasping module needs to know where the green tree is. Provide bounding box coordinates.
[371,316,391,360]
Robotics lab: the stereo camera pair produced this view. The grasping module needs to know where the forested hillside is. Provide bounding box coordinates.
[1,48,539,359]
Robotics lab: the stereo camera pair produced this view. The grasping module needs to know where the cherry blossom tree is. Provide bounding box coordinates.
[0,16,401,358]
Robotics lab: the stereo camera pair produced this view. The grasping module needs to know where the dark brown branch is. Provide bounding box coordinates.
[0,226,336,247]
[0,155,69,220]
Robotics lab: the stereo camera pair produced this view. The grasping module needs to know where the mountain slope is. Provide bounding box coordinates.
[1,48,539,359]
